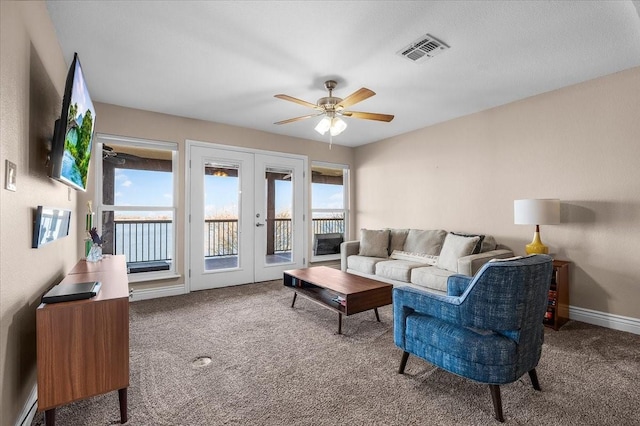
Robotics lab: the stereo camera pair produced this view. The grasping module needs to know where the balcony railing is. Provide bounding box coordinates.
[113,217,345,262]
[113,219,172,263]
[205,219,238,257]
[204,218,344,256]
[312,217,345,235]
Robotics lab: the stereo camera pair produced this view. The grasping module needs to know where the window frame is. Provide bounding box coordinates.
[95,134,179,282]
[310,161,350,262]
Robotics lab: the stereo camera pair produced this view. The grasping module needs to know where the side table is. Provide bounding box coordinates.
[544,260,570,330]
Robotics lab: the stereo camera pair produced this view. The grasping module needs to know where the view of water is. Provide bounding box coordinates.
[61,149,83,187]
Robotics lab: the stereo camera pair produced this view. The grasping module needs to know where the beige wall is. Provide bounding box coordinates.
[88,103,355,290]
[0,2,78,425]
[354,66,640,320]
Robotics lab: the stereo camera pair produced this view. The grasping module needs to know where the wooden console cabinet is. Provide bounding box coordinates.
[36,255,129,425]
[544,260,570,330]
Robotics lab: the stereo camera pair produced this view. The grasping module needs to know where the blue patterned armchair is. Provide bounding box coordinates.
[393,254,553,422]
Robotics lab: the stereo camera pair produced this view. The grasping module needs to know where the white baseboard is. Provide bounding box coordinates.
[15,384,37,426]
[570,305,640,335]
[129,284,186,302]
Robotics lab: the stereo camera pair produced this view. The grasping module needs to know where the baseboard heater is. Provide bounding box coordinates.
[313,233,344,256]
[127,261,171,274]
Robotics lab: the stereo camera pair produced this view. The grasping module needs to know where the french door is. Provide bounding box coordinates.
[188,143,306,290]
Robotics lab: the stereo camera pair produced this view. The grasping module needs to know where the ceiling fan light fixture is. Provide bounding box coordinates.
[314,116,347,136]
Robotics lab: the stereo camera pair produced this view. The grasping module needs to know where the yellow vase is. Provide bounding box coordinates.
[525,230,548,254]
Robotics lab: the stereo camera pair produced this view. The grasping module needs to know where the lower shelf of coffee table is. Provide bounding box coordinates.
[284,275,346,314]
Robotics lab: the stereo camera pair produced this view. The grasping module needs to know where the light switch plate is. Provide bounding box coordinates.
[5,160,16,191]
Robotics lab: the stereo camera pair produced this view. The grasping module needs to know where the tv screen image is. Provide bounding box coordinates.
[49,52,96,191]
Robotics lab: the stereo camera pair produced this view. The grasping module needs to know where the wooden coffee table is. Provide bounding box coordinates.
[283,266,393,334]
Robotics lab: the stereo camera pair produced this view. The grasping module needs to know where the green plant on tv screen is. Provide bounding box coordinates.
[63,102,94,188]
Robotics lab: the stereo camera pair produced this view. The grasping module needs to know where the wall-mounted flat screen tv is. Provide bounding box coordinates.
[32,206,72,249]
[49,52,96,191]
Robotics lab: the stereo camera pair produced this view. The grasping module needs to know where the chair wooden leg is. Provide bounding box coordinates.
[398,351,410,374]
[489,385,505,423]
[528,368,542,391]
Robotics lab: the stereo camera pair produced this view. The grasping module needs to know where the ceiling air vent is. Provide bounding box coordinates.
[398,34,449,63]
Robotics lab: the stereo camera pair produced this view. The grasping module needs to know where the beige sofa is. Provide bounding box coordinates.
[340,228,513,294]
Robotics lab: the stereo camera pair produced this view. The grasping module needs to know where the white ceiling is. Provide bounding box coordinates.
[46,1,640,148]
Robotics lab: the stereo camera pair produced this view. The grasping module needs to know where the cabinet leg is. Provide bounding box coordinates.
[338,313,342,334]
[291,292,297,308]
[44,408,56,426]
[118,387,128,423]
[374,308,380,322]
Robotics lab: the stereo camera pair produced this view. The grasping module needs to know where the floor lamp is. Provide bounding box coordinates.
[514,199,560,254]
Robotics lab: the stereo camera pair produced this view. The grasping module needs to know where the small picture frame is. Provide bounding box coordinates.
[5,160,16,191]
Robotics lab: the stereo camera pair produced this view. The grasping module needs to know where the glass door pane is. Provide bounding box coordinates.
[263,167,293,265]
[204,163,239,271]
[189,145,254,290]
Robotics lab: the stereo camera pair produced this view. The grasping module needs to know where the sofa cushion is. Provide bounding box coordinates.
[376,260,423,282]
[387,229,409,255]
[437,233,481,273]
[358,229,390,258]
[347,255,386,275]
[390,250,438,265]
[452,232,485,254]
[411,266,457,292]
[403,229,447,255]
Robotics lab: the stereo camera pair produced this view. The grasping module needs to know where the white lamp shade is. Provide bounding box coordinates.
[514,199,560,225]
[329,117,347,136]
[314,116,331,135]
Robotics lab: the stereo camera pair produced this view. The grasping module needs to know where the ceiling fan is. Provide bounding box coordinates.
[274,80,394,138]
[102,145,141,165]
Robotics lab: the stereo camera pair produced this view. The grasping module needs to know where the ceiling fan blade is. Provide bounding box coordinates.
[274,113,323,125]
[274,94,321,110]
[338,88,375,109]
[341,111,395,122]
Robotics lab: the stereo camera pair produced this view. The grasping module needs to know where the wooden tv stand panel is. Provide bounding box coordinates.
[36,255,129,425]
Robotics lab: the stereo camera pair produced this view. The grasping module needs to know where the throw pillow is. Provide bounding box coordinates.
[452,232,485,254]
[480,235,497,252]
[358,229,390,258]
[403,229,447,255]
[437,233,481,273]
[390,250,438,265]
[387,229,409,255]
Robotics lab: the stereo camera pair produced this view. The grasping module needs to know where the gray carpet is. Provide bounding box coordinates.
[33,280,640,425]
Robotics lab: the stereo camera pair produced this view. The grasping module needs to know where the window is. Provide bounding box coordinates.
[96,135,178,281]
[310,162,349,261]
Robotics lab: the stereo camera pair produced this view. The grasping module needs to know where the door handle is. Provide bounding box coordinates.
[256,222,265,227]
